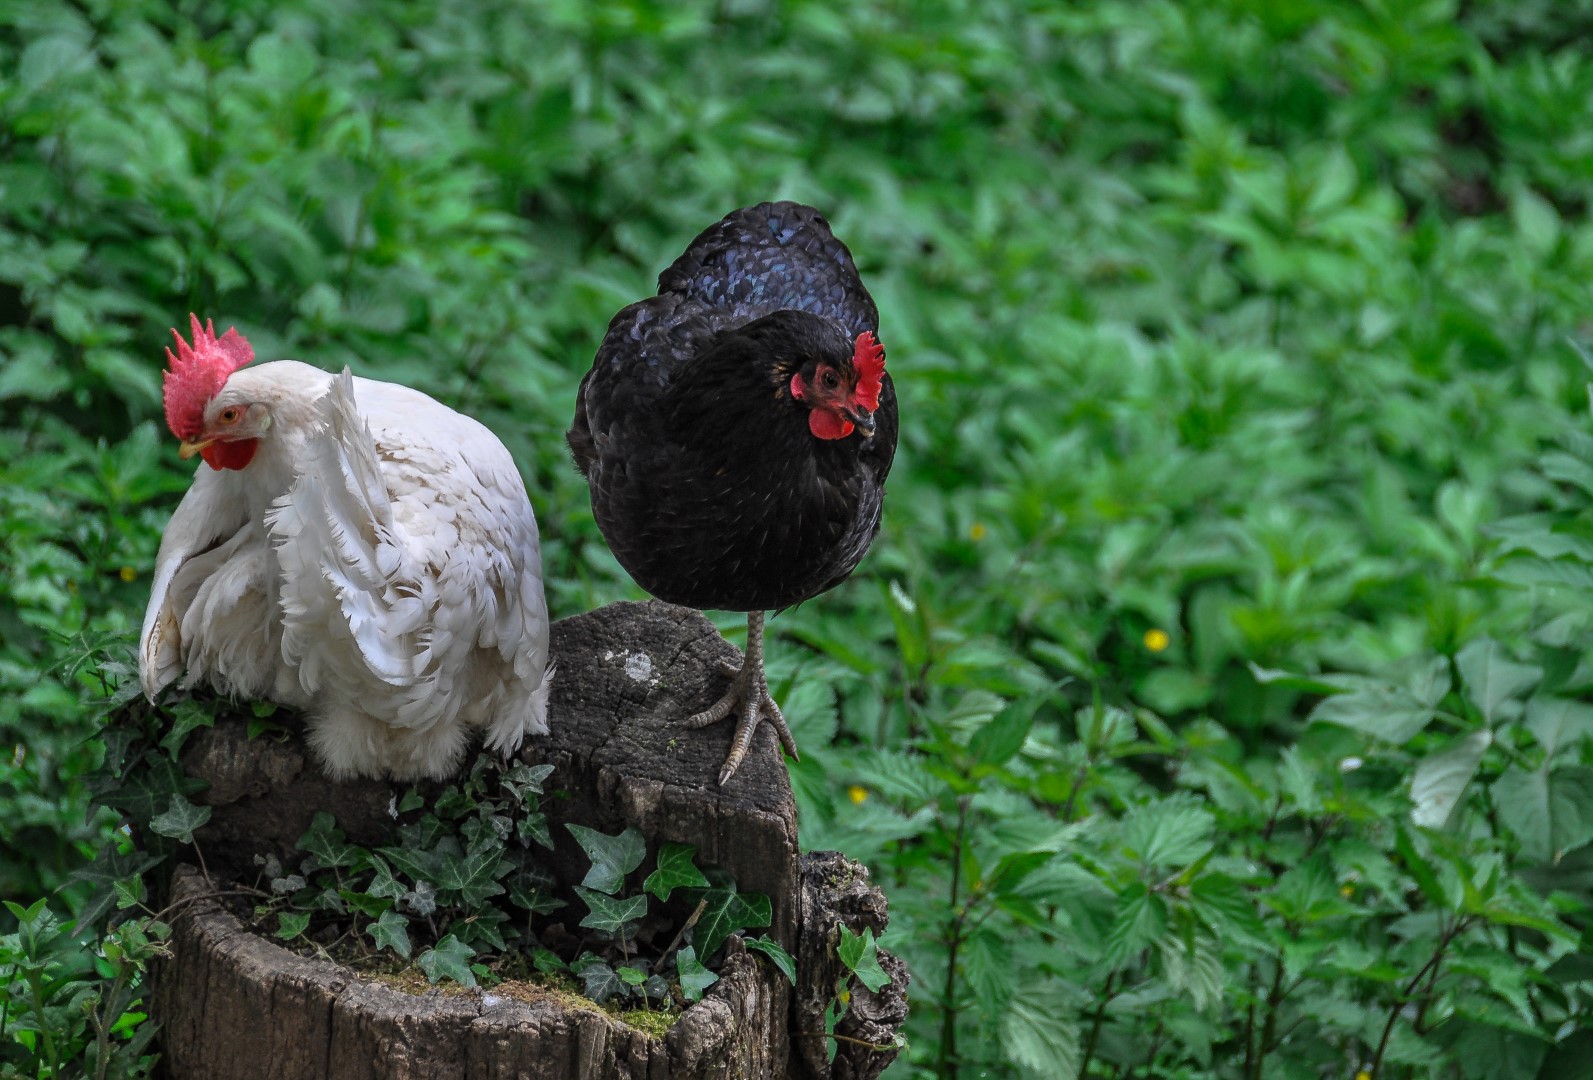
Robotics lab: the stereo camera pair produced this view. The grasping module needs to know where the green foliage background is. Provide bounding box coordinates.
[4,0,1593,1076]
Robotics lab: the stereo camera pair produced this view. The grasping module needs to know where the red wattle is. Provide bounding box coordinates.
[201,439,259,470]
[808,410,854,440]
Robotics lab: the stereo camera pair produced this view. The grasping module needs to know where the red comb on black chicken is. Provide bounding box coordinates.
[568,202,898,784]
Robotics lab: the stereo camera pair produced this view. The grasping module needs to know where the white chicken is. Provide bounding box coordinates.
[139,315,552,780]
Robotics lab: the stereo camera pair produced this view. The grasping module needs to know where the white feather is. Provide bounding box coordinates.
[138,360,552,780]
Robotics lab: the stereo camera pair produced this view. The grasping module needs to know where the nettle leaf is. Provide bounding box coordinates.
[969,680,1066,767]
[274,911,310,942]
[836,926,890,992]
[1395,826,1450,908]
[644,842,709,901]
[1103,884,1167,968]
[1002,979,1080,1079]
[687,884,772,959]
[368,910,411,959]
[1118,793,1214,868]
[574,885,648,933]
[675,945,718,1003]
[149,793,211,845]
[417,934,476,987]
[1456,638,1541,725]
[566,824,645,895]
[1188,873,1270,950]
[744,935,796,984]
[1411,730,1493,829]
[1494,764,1593,864]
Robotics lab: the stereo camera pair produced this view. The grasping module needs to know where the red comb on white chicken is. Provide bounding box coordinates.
[141,316,552,780]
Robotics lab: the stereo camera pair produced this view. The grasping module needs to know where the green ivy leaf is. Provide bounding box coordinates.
[517,812,553,850]
[616,965,647,986]
[296,812,359,870]
[531,945,567,974]
[502,762,555,803]
[744,935,796,984]
[676,945,718,1003]
[67,847,163,933]
[157,699,215,758]
[149,793,211,845]
[100,751,205,824]
[573,885,648,933]
[431,843,507,908]
[368,910,411,959]
[836,926,890,992]
[566,824,645,895]
[274,911,310,941]
[417,934,476,987]
[336,883,385,915]
[686,885,771,959]
[366,854,407,900]
[576,957,626,1004]
[643,842,709,901]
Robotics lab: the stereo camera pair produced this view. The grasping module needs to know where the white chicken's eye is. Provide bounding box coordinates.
[219,407,242,424]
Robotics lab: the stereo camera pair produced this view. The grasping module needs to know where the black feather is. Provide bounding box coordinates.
[568,201,898,613]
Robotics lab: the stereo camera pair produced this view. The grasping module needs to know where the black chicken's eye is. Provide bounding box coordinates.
[820,370,840,391]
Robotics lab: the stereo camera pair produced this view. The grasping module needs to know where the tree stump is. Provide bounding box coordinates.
[150,601,908,1080]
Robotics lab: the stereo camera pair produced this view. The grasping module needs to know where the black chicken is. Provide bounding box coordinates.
[568,202,898,784]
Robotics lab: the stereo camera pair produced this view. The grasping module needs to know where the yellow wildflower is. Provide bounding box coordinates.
[1143,628,1170,653]
[119,566,137,582]
[847,785,868,805]
[969,522,988,542]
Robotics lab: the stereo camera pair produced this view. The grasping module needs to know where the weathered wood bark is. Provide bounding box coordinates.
[152,601,906,1080]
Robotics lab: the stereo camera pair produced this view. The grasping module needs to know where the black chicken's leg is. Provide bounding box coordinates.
[682,610,800,784]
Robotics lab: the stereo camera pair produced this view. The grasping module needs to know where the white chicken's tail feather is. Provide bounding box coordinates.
[272,369,420,690]
[484,662,553,755]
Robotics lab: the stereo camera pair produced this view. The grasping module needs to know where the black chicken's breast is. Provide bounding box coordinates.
[569,202,897,613]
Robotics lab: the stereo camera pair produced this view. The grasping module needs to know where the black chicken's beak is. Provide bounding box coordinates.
[845,408,877,439]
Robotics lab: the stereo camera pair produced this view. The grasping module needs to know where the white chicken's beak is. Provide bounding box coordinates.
[177,438,214,460]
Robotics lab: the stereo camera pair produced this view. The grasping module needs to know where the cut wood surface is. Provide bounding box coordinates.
[153,600,907,1079]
